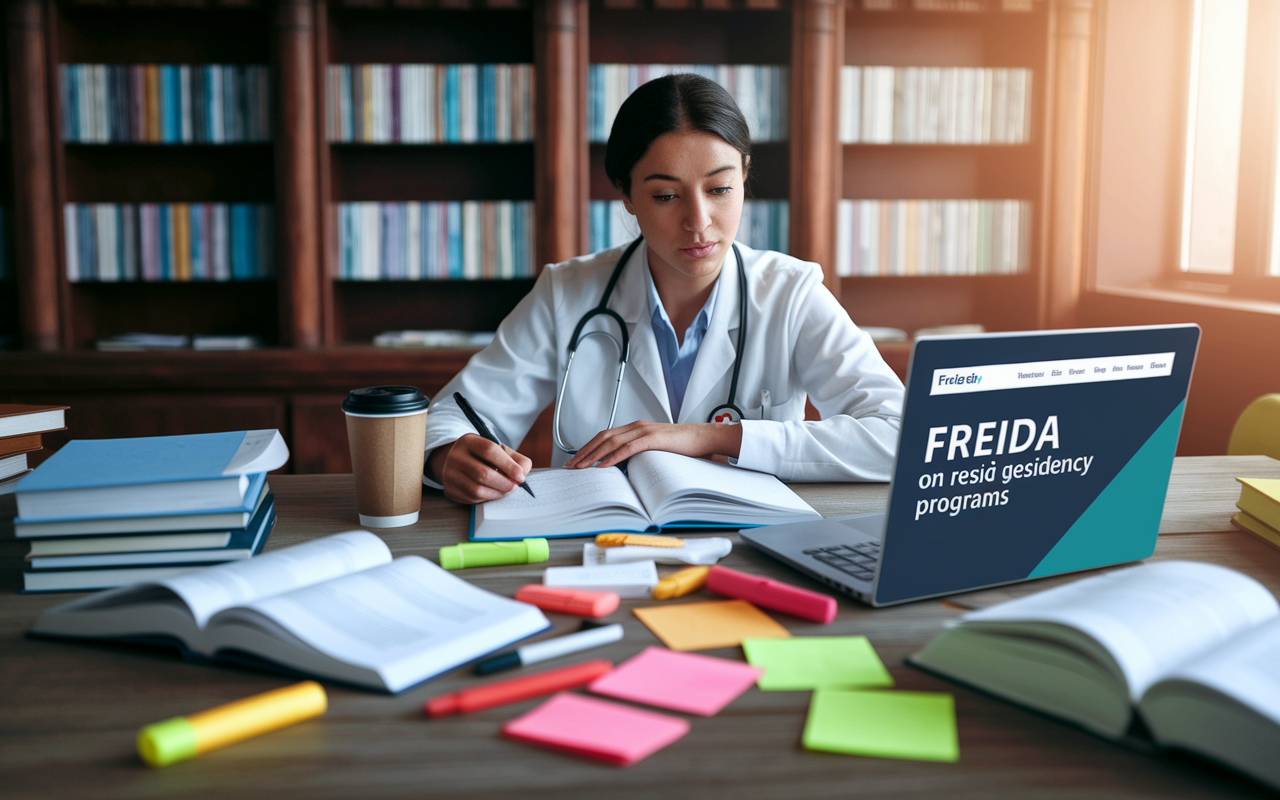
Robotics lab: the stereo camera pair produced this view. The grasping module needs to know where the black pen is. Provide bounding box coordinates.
[453,392,535,498]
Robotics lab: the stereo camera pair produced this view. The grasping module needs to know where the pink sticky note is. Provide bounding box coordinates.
[588,646,764,716]
[501,693,690,767]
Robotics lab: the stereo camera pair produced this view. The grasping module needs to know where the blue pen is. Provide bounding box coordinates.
[454,392,535,498]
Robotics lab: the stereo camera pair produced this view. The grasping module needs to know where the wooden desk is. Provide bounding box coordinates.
[4,456,1280,800]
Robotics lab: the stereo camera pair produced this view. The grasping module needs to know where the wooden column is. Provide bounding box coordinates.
[7,0,60,351]
[275,0,322,348]
[534,0,585,269]
[790,0,843,298]
[1041,0,1095,329]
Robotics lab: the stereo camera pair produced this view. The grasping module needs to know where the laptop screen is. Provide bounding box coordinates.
[874,324,1201,605]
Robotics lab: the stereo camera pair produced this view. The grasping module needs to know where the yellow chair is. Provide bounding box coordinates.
[1228,394,1280,460]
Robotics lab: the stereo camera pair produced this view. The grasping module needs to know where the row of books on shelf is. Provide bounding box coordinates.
[61,65,272,145]
[337,201,535,280]
[64,203,274,283]
[834,199,1030,277]
[589,199,789,255]
[326,64,534,144]
[839,66,1032,145]
[588,64,788,143]
[12,427,288,593]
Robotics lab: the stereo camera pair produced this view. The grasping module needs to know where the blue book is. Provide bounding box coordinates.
[16,473,268,537]
[445,65,460,143]
[480,64,495,142]
[447,202,463,278]
[28,493,276,573]
[190,204,205,279]
[16,430,288,521]
[158,206,172,280]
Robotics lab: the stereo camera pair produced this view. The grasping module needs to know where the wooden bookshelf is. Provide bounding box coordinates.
[836,0,1053,334]
[1,0,1094,472]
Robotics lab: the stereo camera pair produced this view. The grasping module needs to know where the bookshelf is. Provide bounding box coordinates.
[836,0,1049,334]
[1,0,1094,472]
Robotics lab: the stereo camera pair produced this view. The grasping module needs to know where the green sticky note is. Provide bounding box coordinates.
[742,636,894,691]
[803,689,959,763]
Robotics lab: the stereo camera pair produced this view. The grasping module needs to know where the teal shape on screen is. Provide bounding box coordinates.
[1028,399,1186,578]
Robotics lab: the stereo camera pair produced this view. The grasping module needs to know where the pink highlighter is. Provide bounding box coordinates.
[705,565,838,624]
[515,585,620,618]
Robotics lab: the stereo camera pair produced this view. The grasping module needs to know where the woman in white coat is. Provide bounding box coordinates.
[424,74,904,504]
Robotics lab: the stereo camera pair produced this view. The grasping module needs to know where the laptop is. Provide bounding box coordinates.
[740,324,1201,606]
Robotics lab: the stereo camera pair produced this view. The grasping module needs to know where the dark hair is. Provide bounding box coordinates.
[604,73,752,197]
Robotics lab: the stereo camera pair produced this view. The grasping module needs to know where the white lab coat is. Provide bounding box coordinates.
[422,240,904,482]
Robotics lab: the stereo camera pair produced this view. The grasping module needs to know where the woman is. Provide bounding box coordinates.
[423,74,904,504]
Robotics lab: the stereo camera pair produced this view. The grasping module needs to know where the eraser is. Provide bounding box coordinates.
[544,561,659,599]
[515,585,620,617]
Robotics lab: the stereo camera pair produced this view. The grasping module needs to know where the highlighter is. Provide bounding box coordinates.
[439,538,550,570]
[515,584,620,617]
[137,681,327,768]
[706,565,838,623]
[425,659,613,717]
[652,566,710,600]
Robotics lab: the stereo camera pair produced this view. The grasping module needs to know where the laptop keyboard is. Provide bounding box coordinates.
[802,541,880,582]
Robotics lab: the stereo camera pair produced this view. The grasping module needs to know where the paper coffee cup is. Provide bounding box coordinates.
[343,386,430,528]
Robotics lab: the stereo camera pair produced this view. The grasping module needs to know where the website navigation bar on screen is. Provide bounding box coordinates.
[930,352,1176,396]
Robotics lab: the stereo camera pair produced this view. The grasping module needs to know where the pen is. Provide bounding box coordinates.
[425,660,614,717]
[474,623,624,675]
[454,392,535,498]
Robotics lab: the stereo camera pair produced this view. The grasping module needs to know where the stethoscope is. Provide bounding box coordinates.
[553,237,748,455]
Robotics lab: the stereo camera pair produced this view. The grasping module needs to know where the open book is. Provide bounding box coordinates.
[30,531,549,693]
[472,450,821,541]
[909,561,1280,790]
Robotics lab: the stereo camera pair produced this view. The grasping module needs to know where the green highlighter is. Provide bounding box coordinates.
[439,538,549,570]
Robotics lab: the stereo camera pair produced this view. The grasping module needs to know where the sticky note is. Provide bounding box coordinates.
[501,692,689,767]
[803,689,959,762]
[589,646,763,716]
[742,636,894,691]
[632,599,790,651]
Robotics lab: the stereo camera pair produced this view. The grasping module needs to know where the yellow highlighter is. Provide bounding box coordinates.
[596,533,685,549]
[137,681,327,768]
[653,566,711,600]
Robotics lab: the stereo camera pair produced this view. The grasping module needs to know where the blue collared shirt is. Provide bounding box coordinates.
[645,265,721,421]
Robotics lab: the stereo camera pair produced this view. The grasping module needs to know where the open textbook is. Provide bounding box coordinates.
[472,450,821,541]
[909,561,1280,789]
[30,531,550,693]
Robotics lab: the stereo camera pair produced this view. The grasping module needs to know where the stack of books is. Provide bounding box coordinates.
[1232,478,1280,550]
[0,404,69,494]
[14,430,289,593]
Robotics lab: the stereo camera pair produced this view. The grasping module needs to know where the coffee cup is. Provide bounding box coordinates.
[343,386,430,528]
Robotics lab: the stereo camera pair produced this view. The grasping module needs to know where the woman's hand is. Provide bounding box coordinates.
[563,421,743,469]
[426,434,533,505]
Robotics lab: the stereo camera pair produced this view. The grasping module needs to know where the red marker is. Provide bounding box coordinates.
[424,660,613,718]
[705,565,838,623]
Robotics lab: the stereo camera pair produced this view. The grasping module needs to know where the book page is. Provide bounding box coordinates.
[161,531,391,628]
[963,561,1279,702]
[1151,615,1280,725]
[216,555,546,690]
[625,451,819,525]
[478,467,647,522]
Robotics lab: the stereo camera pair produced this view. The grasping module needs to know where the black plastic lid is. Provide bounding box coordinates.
[342,386,430,415]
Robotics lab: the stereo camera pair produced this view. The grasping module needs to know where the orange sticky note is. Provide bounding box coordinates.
[632,599,791,651]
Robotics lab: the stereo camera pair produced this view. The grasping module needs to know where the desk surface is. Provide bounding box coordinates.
[4,456,1280,800]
